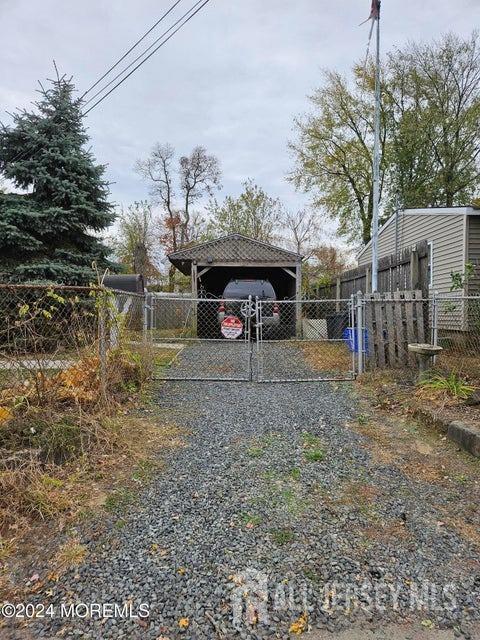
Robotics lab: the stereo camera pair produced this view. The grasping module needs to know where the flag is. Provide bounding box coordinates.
[360,0,381,50]
[360,0,381,26]
[369,0,380,20]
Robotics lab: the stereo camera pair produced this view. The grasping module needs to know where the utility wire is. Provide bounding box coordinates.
[82,0,205,110]
[3,0,212,166]
[82,0,212,115]
[79,0,185,100]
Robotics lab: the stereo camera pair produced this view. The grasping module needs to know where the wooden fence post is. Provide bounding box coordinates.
[366,267,371,293]
[410,248,420,290]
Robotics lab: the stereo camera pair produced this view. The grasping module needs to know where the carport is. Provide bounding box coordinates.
[167,234,302,301]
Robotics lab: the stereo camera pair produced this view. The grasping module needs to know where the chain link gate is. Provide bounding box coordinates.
[149,295,255,381]
[255,298,358,382]
[148,295,359,382]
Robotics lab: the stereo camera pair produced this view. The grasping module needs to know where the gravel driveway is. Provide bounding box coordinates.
[158,339,354,382]
[17,377,480,639]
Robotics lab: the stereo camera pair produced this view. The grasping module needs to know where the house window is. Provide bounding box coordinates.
[427,241,434,288]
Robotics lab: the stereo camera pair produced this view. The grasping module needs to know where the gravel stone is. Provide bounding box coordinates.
[10,349,479,639]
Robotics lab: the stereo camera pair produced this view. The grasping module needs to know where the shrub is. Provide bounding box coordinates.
[418,371,475,400]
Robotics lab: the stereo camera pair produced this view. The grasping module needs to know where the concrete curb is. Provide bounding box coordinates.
[413,408,480,458]
[447,420,480,457]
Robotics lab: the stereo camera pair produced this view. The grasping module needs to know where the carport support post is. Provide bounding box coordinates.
[191,263,198,336]
[295,264,302,337]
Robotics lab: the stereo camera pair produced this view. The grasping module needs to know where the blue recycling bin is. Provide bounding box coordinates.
[343,327,368,354]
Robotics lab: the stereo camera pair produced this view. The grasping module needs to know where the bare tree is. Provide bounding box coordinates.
[179,147,221,245]
[282,209,322,257]
[135,144,179,252]
[136,144,221,290]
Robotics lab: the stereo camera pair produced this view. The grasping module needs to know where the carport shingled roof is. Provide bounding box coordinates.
[168,234,302,275]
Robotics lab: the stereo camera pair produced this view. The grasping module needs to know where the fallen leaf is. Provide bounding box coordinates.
[178,617,189,630]
[0,406,12,424]
[289,612,308,635]
[421,619,435,630]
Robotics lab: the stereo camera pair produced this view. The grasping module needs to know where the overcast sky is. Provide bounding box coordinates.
[1,0,479,242]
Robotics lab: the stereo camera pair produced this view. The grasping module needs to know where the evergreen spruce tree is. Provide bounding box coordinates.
[0,74,115,284]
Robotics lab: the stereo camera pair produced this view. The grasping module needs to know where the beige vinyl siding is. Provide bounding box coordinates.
[358,213,466,295]
[468,216,480,296]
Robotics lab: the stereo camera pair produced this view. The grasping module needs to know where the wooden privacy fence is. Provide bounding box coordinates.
[364,291,428,368]
[315,241,430,300]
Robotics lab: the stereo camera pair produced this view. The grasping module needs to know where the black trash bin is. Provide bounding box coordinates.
[325,312,350,339]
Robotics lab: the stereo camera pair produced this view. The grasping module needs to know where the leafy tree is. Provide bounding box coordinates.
[206,179,283,243]
[0,74,114,284]
[290,32,480,245]
[136,144,221,290]
[289,67,390,245]
[387,32,480,208]
[303,244,352,296]
[109,201,161,280]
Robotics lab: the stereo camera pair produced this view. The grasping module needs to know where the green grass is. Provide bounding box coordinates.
[418,371,474,399]
[247,446,264,458]
[301,432,326,463]
[260,433,281,447]
[270,527,295,545]
[262,469,279,482]
[303,567,321,583]
[153,347,182,371]
[301,432,323,448]
[114,518,127,529]
[132,459,157,483]
[241,512,262,527]
[280,488,309,515]
[305,449,325,462]
[289,467,301,481]
[104,487,136,512]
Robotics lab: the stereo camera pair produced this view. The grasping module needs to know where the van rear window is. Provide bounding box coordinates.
[224,280,276,300]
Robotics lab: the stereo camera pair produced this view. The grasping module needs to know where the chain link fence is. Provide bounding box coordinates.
[434,295,480,385]
[1,287,478,389]
[358,293,480,386]
[0,285,151,407]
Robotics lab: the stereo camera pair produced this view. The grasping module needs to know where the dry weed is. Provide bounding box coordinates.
[53,539,87,572]
[300,342,352,372]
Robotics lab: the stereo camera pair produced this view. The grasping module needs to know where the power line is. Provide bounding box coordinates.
[2,0,212,167]
[82,0,212,116]
[79,0,185,101]
[82,0,205,110]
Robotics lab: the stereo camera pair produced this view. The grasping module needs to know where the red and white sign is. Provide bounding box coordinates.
[221,315,243,339]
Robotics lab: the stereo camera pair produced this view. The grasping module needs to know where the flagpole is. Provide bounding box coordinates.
[371,1,381,292]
